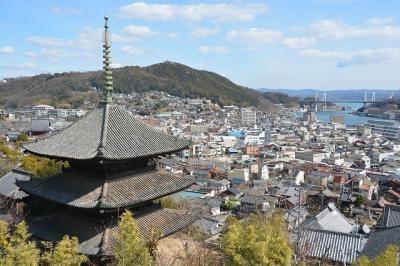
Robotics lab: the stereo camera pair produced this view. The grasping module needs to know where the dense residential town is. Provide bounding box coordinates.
[1,3,400,264]
[1,87,400,264]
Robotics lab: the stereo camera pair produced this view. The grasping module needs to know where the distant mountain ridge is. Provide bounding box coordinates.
[0,61,278,112]
[259,88,398,101]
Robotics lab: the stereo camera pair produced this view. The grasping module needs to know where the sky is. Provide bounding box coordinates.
[1,0,400,90]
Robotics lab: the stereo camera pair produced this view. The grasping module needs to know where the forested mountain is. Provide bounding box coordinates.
[0,61,278,112]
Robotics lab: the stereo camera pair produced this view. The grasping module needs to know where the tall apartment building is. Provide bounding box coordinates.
[241,110,257,125]
[366,120,400,140]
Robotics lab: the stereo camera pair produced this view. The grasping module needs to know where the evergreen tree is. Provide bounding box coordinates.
[355,245,398,266]
[114,211,153,266]
[41,236,87,266]
[21,155,69,178]
[0,221,40,266]
[223,214,292,266]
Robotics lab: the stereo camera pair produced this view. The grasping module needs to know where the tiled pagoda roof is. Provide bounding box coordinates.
[18,170,195,209]
[24,104,190,160]
[27,207,198,256]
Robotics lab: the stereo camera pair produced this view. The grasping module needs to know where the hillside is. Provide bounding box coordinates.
[0,61,278,112]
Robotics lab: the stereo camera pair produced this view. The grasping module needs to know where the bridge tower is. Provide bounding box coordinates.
[315,92,318,112]
[372,91,376,102]
[322,91,327,111]
[364,91,367,108]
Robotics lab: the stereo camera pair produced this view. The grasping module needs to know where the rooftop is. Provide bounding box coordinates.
[24,105,190,160]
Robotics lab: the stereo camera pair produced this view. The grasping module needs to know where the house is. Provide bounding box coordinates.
[206,198,221,216]
[284,207,309,230]
[156,157,184,173]
[295,151,326,163]
[379,205,400,228]
[332,175,348,192]
[258,164,269,180]
[291,170,305,185]
[239,195,270,214]
[306,171,332,188]
[297,228,365,264]
[245,145,259,156]
[301,203,357,234]
[0,169,31,215]
[30,119,51,135]
[220,187,243,200]
[193,217,223,236]
[0,169,30,200]
[359,226,400,259]
[351,175,378,200]
[228,168,250,183]
[384,189,400,204]
[5,132,21,142]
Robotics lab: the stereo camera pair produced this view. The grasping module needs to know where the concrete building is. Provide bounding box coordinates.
[32,104,55,116]
[241,110,256,125]
[295,151,327,163]
[366,120,400,140]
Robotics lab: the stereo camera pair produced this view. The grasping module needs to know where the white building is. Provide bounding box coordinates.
[228,168,250,182]
[241,110,256,125]
[243,131,265,145]
[32,104,54,116]
[366,120,400,140]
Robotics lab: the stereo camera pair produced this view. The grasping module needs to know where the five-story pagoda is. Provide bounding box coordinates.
[17,17,197,260]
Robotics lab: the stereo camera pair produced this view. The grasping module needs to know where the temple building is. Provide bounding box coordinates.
[12,17,197,261]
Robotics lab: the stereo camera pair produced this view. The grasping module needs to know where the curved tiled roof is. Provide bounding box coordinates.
[24,104,190,160]
[18,170,195,209]
[297,228,365,264]
[360,225,400,258]
[27,207,199,256]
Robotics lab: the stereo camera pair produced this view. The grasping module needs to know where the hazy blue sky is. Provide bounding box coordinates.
[1,0,399,90]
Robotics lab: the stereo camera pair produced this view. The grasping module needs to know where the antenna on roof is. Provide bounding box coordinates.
[101,16,113,104]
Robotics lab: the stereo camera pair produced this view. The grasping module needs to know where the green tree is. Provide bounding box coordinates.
[222,200,237,211]
[0,221,40,266]
[114,211,153,266]
[41,236,87,266]
[223,214,292,266]
[21,155,69,178]
[355,195,365,207]
[18,133,28,142]
[355,245,398,266]
[159,196,178,209]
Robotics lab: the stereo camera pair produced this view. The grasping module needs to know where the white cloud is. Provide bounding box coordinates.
[311,19,400,39]
[27,36,66,46]
[24,49,69,58]
[110,63,124,68]
[0,62,37,70]
[299,49,346,58]
[27,27,124,49]
[198,45,230,54]
[121,46,144,54]
[366,17,394,26]
[167,32,179,39]
[299,48,400,67]
[123,25,158,38]
[0,46,14,54]
[167,32,178,39]
[119,2,267,22]
[190,27,220,39]
[227,28,284,44]
[50,6,79,14]
[281,37,316,49]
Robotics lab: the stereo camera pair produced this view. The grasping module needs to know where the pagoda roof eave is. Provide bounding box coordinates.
[17,170,195,210]
[27,207,199,256]
[23,105,191,161]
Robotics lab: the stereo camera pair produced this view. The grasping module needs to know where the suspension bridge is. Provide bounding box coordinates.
[298,91,391,111]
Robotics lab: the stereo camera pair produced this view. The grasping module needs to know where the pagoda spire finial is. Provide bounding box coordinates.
[101,16,113,104]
